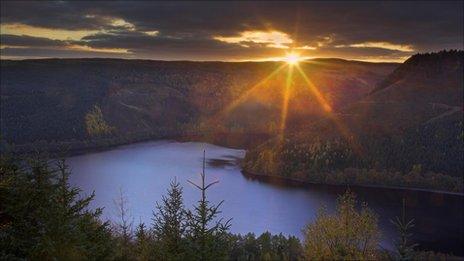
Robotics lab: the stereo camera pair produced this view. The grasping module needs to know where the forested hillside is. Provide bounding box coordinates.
[2,51,462,191]
[1,58,395,149]
[244,50,464,191]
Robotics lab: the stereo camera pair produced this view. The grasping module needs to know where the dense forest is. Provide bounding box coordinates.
[1,51,463,193]
[1,58,395,148]
[244,116,463,192]
[1,154,457,260]
[244,51,464,192]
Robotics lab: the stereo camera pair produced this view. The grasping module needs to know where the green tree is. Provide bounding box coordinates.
[186,150,231,260]
[303,190,380,260]
[152,178,187,260]
[391,198,418,260]
[134,222,153,261]
[226,232,302,260]
[0,156,114,259]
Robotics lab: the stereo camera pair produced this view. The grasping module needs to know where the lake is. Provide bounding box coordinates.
[67,140,463,255]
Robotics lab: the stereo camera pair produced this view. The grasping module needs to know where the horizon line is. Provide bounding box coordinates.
[0,56,403,64]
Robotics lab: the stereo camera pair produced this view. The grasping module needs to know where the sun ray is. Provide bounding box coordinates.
[212,63,287,121]
[295,64,363,155]
[279,64,294,139]
[295,65,332,113]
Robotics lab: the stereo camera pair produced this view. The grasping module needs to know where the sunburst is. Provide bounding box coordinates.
[214,50,361,154]
[283,52,301,65]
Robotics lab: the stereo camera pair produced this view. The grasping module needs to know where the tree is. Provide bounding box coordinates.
[113,188,134,260]
[134,222,152,261]
[185,150,231,260]
[85,105,114,137]
[303,190,380,260]
[391,198,418,260]
[226,232,303,260]
[0,156,114,259]
[152,178,187,260]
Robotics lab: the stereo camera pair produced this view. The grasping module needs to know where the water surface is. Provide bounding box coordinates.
[67,140,463,255]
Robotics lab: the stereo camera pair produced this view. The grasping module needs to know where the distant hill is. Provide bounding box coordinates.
[0,58,396,147]
[372,50,463,96]
[345,50,463,133]
[310,57,399,67]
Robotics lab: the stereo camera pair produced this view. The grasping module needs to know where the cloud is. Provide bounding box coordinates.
[0,23,98,41]
[0,34,131,57]
[108,18,135,31]
[1,34,67,47]
[66,45,130,54]
[0,1,462,61]
[144,31,159,36]
[296,45,317,50]
[335,42,414,52]
[0,46,132,59]
[214,30,293,49]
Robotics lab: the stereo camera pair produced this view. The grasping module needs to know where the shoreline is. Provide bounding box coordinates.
[241,169,464,197]
[3,135,463,196]
[1,131,271,158]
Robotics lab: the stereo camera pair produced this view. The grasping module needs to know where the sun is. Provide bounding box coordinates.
[283,53,301,65]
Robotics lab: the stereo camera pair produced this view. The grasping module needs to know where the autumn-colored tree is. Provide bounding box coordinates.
[303,190,380,260]
[85,105,114,137]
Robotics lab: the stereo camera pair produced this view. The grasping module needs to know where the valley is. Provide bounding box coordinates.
[1,51,463,193]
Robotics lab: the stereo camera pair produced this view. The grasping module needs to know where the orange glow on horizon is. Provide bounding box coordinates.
[283,53,301,65]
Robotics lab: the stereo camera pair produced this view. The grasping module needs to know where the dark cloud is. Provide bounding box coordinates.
[1,34,68,47]
[0,46,130,59]
[1,1,462,61]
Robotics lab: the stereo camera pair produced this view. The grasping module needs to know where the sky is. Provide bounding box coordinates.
[1,1,463,62]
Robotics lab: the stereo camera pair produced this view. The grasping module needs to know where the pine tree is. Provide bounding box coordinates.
[134,222,152,260]
[185,150,231,260]
[391,198,418,260]
[0,156,114,259]
[152,178,187,260]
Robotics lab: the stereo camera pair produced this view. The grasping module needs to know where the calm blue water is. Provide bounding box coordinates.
[67,140,463,255]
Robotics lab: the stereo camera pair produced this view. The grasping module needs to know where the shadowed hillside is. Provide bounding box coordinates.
[244,50,463,191]
[346,50,463,133]
[0,58,396,149]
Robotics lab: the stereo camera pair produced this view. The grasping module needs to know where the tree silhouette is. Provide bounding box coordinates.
[186,150,231,260]
[391,198,418,260]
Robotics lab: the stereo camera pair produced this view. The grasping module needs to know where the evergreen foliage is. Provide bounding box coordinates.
[391,199,418,260]
[152,178,187,260]
[185,151,231,260]
[244,119,464,192]
[0,154,457,260]
[227,232,303,260]
[134,222,152,260]
[0,155,114,259]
